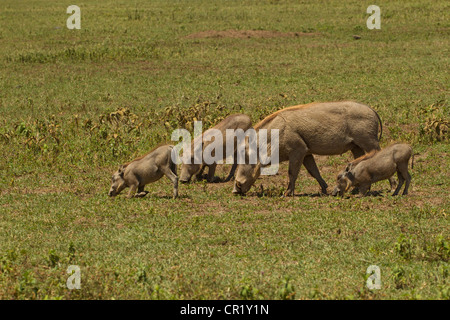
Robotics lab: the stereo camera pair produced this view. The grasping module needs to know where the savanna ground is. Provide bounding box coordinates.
[0,0,448,300]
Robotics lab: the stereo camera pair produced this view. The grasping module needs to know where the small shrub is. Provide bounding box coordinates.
[67,243,76,264]
[278,276,296,300]
[394,234,414,260]
[161,99,237,135]
[239,284,259,299]
[422,235,450,262]
[0,250,18,274]
[47,249,60,268]
[417,102,449,142]
[439,285,450,300]
[136,265,148,284]
[392,266,408,289]
[15,270,39,298]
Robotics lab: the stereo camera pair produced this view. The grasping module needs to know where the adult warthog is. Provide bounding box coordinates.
[233,101,394,196]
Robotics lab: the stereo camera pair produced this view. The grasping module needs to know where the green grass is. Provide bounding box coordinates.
[0,0,448,299]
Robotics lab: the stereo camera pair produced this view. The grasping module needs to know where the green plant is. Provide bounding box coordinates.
[16,270,39,298]
[439,285,449,300]
[239,283,261,300]
[67,243,76,264]
[392,266,408,289]
[0,250,18,274]
[417,103,449,142]
[136,265,149,284]
[278,276,296,300]
[395,234,414,260]
[47,250,60,268]
[425,235,450,262]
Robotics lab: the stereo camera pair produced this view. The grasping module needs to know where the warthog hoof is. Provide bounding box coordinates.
[331,187,339,196]
[135,191,149,198]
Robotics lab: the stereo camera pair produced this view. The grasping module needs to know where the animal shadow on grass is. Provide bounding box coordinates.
[349,188,385,197]
[114,192,191,200]
[255,185,327,198]
[365,190,385,197]
[195,174,233,183]
[296,192,328,198]
[155,194,191,200]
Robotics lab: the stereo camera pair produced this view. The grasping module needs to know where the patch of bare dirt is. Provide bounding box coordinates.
[185,29,320,39]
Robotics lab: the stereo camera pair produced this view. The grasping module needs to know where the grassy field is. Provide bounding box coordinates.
[0,0,448,300]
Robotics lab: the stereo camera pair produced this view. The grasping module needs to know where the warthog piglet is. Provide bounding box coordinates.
[109,144,178,199]
[332,143,412,197]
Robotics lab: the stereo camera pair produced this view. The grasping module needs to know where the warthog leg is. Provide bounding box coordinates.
[303,155,328,194]
[388,177,397,192]
[135,186,149,198]
[284,151,305,197]
[351,146,365,159]
[206,163,217,183]
[127,185,137,199]
[402,172,411,195]
[224,162,238,182]
[224,152,239,182]
[161,166,179,198]
[194,164,206,181]
[392,173,404,196]
[393,162,411,196]
[358,184,371,197]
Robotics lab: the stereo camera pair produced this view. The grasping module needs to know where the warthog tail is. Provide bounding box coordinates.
[369,105,383,141]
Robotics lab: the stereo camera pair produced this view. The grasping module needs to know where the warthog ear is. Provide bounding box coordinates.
[118,165,125,176]
[345,163,352,172]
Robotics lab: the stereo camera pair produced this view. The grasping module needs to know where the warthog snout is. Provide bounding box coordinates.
[179,177,190,184]
[331,187,339,196]
[180,163,201,184]
[331,187,345,197]
[232,181,245,195]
